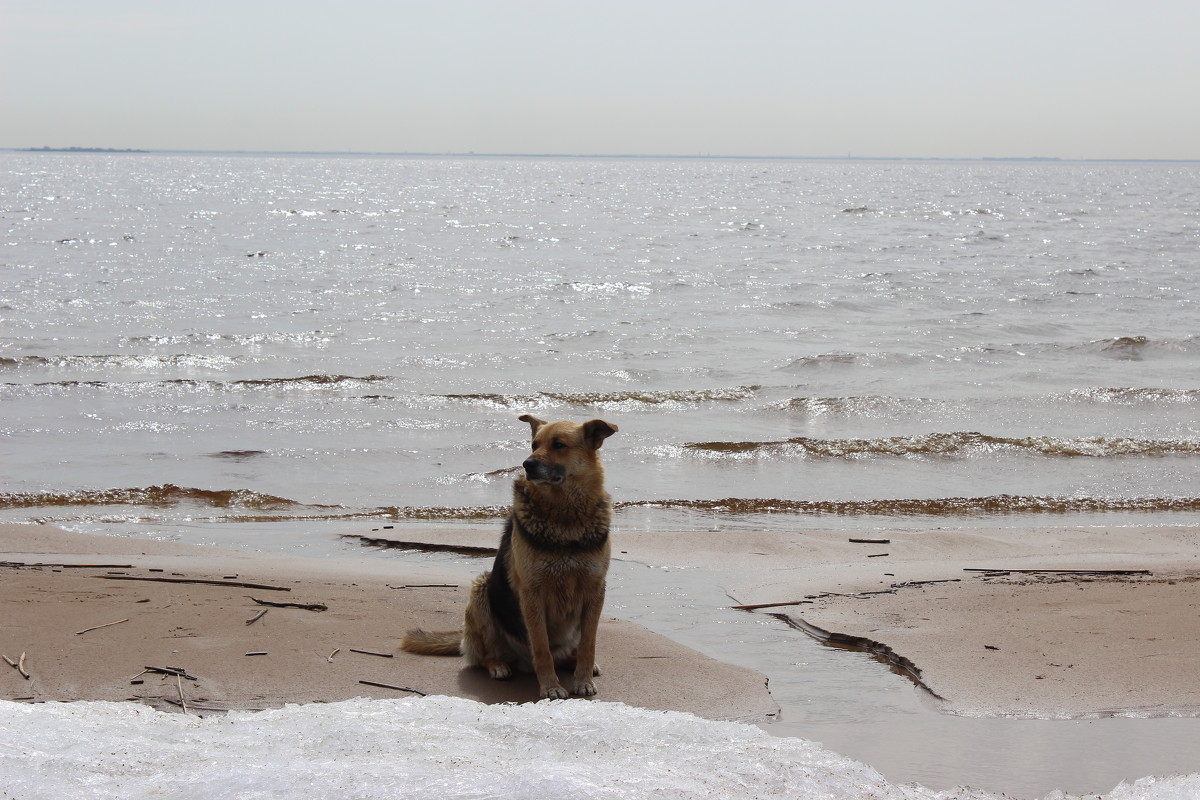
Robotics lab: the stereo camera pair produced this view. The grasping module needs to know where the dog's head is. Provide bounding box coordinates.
[517,414,617,487]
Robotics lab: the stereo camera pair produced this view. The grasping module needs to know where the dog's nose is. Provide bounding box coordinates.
[522,458,540,475]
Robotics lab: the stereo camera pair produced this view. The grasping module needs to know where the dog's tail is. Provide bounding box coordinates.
[400,629,463,656]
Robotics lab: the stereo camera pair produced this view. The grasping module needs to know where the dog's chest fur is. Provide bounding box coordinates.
[486,480,611,642]
[511,481,611,556]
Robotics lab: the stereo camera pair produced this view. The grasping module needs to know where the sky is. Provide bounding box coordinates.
[2,0,1198,160]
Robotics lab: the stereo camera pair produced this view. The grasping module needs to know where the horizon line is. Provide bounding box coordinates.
[4,146,1199,163]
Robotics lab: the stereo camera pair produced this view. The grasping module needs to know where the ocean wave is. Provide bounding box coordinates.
[442,386,760,409]
[0,485,334,511]
[123,331,338,347]
[7,486,1197,523]
[1059,387,1200,405]
[8,374,393,393]
[229,374,390,388]
[624,496,1200,516]
[777,336,1199,373]
[1083,335,1199,359]
[683,432,1200,459]
[780,351,920,370]
[0,353,243,372]
[776,395,942,416]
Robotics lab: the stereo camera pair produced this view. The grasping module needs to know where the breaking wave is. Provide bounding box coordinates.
[684,432,1200,459]
[0,353,244,372]
[4,486,1197,523]
[1058,387,1200,405]
[623,496,1200,516]
[442,386,760,408]
[0,485,332,511]
[777,336,1199,372]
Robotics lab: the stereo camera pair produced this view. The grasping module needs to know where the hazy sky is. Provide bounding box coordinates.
[2,0,1198,159]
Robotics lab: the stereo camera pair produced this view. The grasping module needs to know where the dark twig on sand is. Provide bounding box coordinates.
[142,665,198,681]
[730,600,813,611]
[964,568,1152,576]
[349,648,394,658]
[848,538,891,545]
[75,618,130,635]
[388,583,459,589]
[358,680,426,696]
[248,597,327,611]
[97,575,292,591]
[341,534,497,558]
[2,561,133,569]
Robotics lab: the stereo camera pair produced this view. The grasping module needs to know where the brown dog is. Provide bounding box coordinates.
[400,414,618,699]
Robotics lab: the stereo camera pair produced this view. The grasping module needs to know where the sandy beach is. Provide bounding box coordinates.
[0,523,774,721]
[612,523,1200,718]
[341,521,1200,718]
[6,521,1200,723]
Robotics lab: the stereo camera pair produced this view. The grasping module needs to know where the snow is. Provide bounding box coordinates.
[0,696,1195,799]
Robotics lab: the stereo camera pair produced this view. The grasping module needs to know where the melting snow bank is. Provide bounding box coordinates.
[1,697,1196,800]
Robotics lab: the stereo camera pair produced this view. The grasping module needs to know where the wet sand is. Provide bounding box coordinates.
[349,522,1200,719]
[0,523,775,721]
[6,521,1200,723]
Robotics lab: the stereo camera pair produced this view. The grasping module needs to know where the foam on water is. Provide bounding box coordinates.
[0,697,1195,800]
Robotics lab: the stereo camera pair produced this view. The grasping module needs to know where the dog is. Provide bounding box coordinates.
[401,414,618,699]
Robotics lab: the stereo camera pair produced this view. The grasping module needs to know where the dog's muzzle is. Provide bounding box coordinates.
[523,458,565,485]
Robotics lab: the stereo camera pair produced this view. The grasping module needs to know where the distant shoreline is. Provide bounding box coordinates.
[21,146,149,153]
[3,147,1197,163]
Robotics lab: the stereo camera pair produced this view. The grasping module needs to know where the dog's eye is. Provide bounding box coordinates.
[552,440,567,450]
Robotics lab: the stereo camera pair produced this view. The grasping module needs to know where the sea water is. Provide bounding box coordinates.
[1,152,1197,532]
[2,152,1199,797]
[2,696,1198,800]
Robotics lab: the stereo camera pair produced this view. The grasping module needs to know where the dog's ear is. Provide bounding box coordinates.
[518,414,548,437]
[582,419,618,450]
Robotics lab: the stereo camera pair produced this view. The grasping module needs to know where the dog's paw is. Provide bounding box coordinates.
[487,662,512,680]
[571,679,597,697]
[542,685,570,700]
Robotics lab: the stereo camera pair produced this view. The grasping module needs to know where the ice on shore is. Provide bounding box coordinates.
[0,696,1195,799]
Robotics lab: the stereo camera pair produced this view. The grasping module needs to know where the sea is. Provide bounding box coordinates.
[2,151,1198,799]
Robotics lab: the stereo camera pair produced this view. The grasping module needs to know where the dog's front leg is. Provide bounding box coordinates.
[571,585,605,696]
[520,595,568,699]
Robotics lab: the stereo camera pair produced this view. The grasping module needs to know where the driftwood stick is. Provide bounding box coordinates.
[75,618,130,635]
[849,538,891,544]
[358,680,426,696]
[248,597,327,612]
[3,653,31,680]
[245,609,269,625]
[389,583,459,589]
[144,665,198,681]
[349,648,394,658]
[963,568,1152,576]
[97,575,291,591]
[2,561,133,569]
[327,648,341,662]
[176,674,189,714]
[730,600,812,611]
[341,534,497,557]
